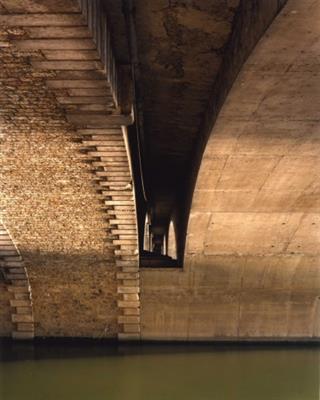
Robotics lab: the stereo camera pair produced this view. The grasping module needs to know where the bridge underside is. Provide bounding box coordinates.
[140,0,320,340]
[0,0,319,341]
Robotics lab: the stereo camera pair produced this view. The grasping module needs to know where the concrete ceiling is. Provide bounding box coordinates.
[134,0,240,227]
[102,0,287,239]
[99,0,241,229]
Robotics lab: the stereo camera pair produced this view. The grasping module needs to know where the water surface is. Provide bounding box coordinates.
[0,342,319,400]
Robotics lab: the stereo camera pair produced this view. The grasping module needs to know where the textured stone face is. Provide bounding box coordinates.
[0,31,118,338]
[0,0,141,340]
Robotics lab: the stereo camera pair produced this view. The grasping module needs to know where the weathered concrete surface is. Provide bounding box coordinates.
[141,0,320,340]
[134,0,240,228]
[176,0,289,258]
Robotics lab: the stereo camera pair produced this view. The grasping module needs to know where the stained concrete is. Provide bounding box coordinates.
[141,0,320,340]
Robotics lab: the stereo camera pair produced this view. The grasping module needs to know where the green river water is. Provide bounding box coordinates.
[0,342,319,400]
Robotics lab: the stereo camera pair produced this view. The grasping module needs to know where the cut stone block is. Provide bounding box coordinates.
[11,280,29,287]
[57,96,112,105]
[123,308,140,316]
[117,300,140,308]
[12,314,33,323]
[67,113,133,127]
[120,267,140,273]
[12,331,34,340]
[25,26,91,39]
[0,251,17,256]
[10,299,31,307]
[47,79,107,89]
[0,14,85,27]
[15,39,95,51]
[118,333,140,341]
[116,272,139,280]
[14,293,30,300]
[7,286,30,293]
[122,293,139,301]
[118,316,140,324]
[32,60,102,70]
[117,286,140,294]
[17,323,34,332]
[16,307,33,315]
[5,268,25,273]
[123,279,140,287]
[123,324,141,333]
[7,274,27,280]
[43,50,99,61]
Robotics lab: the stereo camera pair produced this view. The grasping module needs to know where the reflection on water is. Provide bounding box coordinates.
[0,341,319,400]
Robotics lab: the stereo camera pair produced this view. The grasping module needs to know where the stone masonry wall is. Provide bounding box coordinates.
[0,31,118,337]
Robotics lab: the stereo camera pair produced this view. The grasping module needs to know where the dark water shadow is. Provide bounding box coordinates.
[0,337,319,363]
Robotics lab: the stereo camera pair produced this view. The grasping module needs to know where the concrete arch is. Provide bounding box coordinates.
[140,0,320,340]
[185,0,320,338]
[167,220,177,261]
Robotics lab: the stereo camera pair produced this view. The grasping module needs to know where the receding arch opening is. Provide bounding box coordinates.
[143,213,152,252]
[167,220,177,260]
[141,213,179,268]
